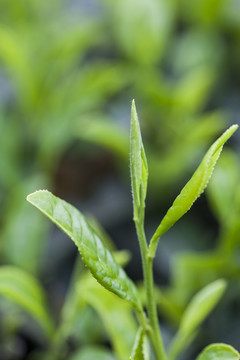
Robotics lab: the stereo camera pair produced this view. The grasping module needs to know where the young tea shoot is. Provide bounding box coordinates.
[27,101,239,360]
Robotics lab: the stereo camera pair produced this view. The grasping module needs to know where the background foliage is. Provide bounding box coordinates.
[0,0,239,359]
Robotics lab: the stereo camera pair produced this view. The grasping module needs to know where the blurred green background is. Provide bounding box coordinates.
[0,0,240,359]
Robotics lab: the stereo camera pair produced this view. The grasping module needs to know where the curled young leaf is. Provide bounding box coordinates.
[130,100,148,221]
[0,266,54,339]
[149,124,238,257]
[196,343,240,360]
[27,190,142,311]
[130,327,149,360]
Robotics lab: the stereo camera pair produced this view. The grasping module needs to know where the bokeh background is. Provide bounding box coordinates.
[0,0,240,359]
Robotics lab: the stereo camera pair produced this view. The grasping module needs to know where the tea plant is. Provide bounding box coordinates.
[0,102,238,359]
[22,101,238,360]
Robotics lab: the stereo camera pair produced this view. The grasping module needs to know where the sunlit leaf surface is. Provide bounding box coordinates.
[149,124,238,256]
[27,190,142,311]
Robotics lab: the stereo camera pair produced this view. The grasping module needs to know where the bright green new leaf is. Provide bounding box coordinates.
[179,279,226,335]
[130,327,149,360]
[130,100,148,221]
[149,124,238,257]
[0,266,54,339]
[168,279,226,360]
[196,343,240,360]
[27,190,142,311]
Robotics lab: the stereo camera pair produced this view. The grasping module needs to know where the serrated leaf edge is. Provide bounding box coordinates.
[27,190,142,311]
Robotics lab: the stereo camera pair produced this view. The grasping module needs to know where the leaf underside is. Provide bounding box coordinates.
[27,190,142,311]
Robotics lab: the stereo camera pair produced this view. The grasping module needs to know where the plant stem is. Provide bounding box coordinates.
[135,217,166,360]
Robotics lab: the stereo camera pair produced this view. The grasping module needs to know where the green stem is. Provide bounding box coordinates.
[135,218,166,360]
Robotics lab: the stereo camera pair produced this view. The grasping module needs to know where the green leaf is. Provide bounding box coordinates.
[111,0,174,65]
[86,215,116,253]
[2,174,49,274]
[168,279,226,360]
[0,26,34,100]
[70,346,115,360]
[0,266,54,339]
[179,279,226,335]
[130,327,149,360]
[196,343,240,360]
[27,190,142,311]
[78,274,138,360]
[56,250,132,351]
[149,124,238,257]
[172,67,216,117]
[75,114,129,159]
[130,100,148,221]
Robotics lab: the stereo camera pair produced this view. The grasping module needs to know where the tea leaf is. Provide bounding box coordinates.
[0,266,54,339]
[196,343,240,360]
[168,279,226,360]
[70,346,115,360]
[149,124,238,257]
[58,251,131,348]
[27,190,142,311]
[179,279,226,336]
[130,100,148,221]
[79,274,138,360]
[2,174,49,274]
[130,327,149,360]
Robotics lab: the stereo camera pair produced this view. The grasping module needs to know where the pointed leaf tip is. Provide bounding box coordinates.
[27,190,142,311]
[149,124,238,257]
[130,101,148,221]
